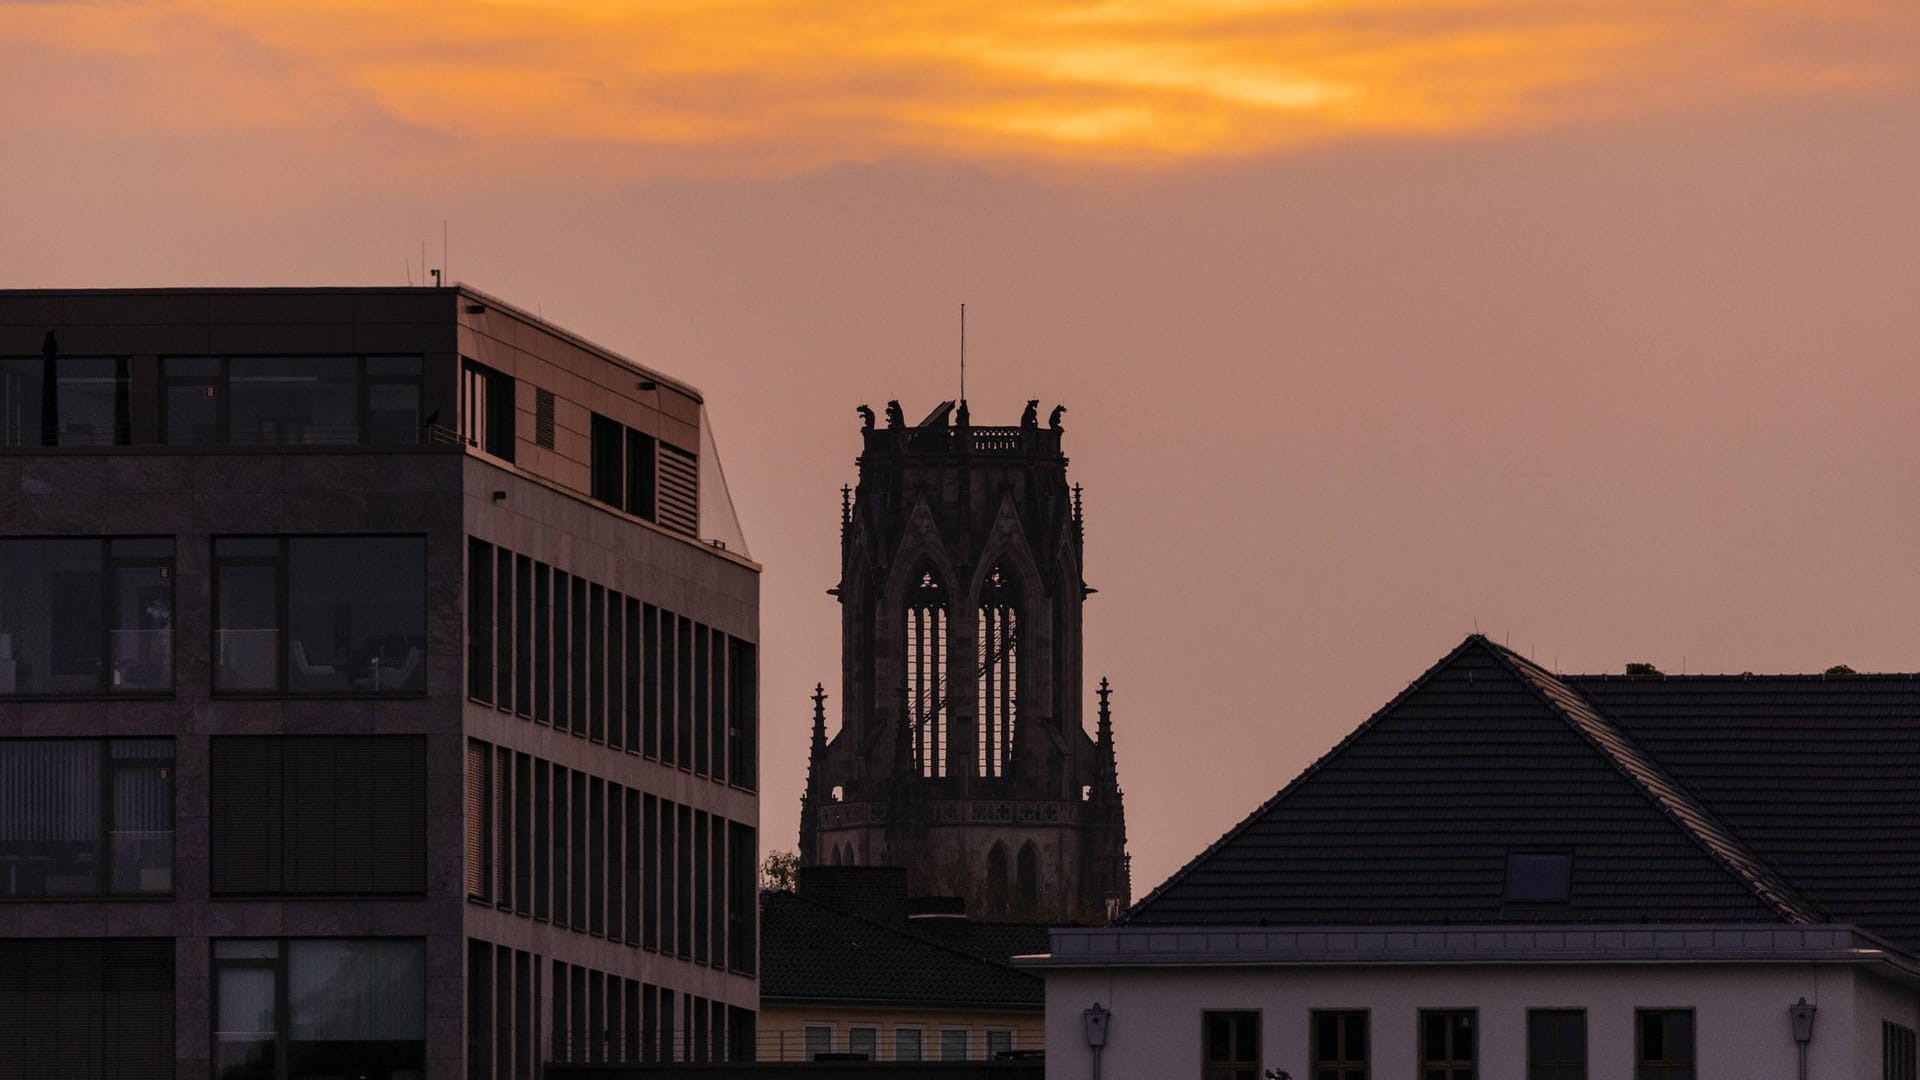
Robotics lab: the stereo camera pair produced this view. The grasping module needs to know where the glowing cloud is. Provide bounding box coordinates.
[2,0,1913,173]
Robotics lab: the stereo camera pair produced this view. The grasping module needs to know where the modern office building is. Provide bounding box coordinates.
[0,286,761,1079]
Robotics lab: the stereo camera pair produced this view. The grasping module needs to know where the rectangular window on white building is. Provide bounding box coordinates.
[848,1025,877,1060]
[1886,1021,1917,1080]
[803,1023,832,1061]
[1420,1010,1476,1080]
[987,1028,1014,1058]
[1311,1010,1367,1080]
[940,1027,969,1060]
[1203,1010,1260,1080]
[1528,1009,1585,1080]
[1635,1009,1693,1080]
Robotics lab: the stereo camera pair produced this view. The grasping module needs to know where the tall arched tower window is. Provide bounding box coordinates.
[977,563,1020,777]
[987,843,1009,892]
[1016,841,1039,908]
[907,569,949,778]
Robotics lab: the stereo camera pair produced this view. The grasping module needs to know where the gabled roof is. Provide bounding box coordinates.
[1569,673,1920,951]
[759,891,1043,1011]
[1125,636,1814,928]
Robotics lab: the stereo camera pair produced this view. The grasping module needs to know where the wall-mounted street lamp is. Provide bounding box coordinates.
[1083,1003,1110,1080]
[1791,997,1817,1080]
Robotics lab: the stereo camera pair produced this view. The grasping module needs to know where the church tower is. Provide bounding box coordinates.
[799,400,1130,920]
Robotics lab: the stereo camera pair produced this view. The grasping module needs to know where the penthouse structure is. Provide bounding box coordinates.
[0,286,760,1079]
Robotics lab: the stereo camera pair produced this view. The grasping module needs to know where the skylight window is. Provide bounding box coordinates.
[1505,853,1572,903]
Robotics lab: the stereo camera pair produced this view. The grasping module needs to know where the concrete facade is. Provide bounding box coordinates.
[0,287,760,1079]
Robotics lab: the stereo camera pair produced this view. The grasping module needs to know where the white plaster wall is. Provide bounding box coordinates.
[1044,963,1911,1080]
[1854,966,1920,1071]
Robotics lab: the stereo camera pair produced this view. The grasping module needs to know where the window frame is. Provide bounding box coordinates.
[1419,1008,1478,1080]
[0,535,176,698]
[1505,851,1574,903]
[0,354,132,447]
[803,1022,835,1061]
[160,355,423,447]
[211,534,428,698]
[1202,1009,1261,1080]
[0,736,175,899]
[1635,1008,1695,1080]
[458,357,516,460]
[209,734,428,897]
[894,1025,925,1062]
[588,411,660,522]
[1310,1008,1369,1080]
[1885,1020,1917,1080]
[210,936,428,1080]
[1527,1008,1587,1080]
[939,1026,970,1062]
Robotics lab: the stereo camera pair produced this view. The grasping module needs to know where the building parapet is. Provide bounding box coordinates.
[1022,923,1920,982]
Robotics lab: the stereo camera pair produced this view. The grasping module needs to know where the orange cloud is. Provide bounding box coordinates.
[2,0,1913,173]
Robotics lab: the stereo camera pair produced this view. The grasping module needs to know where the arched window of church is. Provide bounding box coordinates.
[1016,841,1039,908]
[987,843,1009,892]
[977,563,1019,778]
[906,568,949,778]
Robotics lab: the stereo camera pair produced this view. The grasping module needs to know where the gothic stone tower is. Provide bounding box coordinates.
[799,400,1130,920]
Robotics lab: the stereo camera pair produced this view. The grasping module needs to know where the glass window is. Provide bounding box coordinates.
[894,1028,923,1062]
[461,359,515,460]
[229,357,358,445]
[1507,853,1572,902]
[161,356,221,446]
[592,413,624,506]
[940,1028,969,1061]
[849,1026,878,1060]
[0,538,174,696]
[627,429,657,521]
[210,735,427,896]
[1312,1010,1368,1080]
[1529,1010,1586,1080]
[986,1029,1013,1059]
[588,413,661,520]
[364,356,423,446]
[214,938,426,1080]
[0,738,174,897]
[1204,1011,1260,1080]
[213,536,426,695]
[1886,1021,1917,1080]
[0,938,173,1078]
[1422,1010,1477,1080]
[1636,1010,1694,1080]
[163,356,424,446]
[54,357,130,445]
[0,356,47,447]
[804,1024,832,1061]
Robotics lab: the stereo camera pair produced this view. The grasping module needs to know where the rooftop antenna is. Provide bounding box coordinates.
[403,257,412,286]
[421,242,427,287]
[959,302,966,403]
[443,219,449,285]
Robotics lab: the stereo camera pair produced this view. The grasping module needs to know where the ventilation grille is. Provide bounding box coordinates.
[535,389,556,449]
[657,442,699,537]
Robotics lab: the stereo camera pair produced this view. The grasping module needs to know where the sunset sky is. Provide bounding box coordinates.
[5,0,1919,895]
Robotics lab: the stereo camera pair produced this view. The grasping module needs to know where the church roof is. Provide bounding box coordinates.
[1125,635,1920,951]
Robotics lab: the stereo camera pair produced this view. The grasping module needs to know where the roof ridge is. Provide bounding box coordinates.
[1122,634,1490,924]
[775,891,1042,981]
[1483,642,1823,925]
